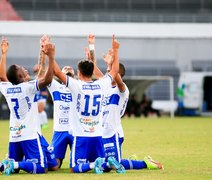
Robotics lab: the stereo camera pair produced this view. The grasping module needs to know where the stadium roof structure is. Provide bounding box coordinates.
[0,21,212,39]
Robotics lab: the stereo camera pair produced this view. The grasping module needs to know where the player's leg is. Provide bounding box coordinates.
[51,131,69,168]
[1,142,23,175]
[102,134,125,173]
[39,134,58,171]
[121,156,163,170]
[88,136,105,174]
[70,136,93,173]
[19,137,48,174]
[2,138,48,175]
[121,159,147,170]
[103,133,122,162]
[67,132,74,168]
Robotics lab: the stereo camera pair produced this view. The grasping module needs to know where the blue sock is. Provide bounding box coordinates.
[73,163,91,173]
[121,159,147,170]
[18,162,45,174]
[0,163,4,172]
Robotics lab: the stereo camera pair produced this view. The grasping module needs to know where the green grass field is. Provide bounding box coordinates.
[0,117,212,179]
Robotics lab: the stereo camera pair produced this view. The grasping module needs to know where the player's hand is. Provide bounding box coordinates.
[88,34,95,44]
[103,49,114,65]
[42,43,55,59]
[1,36,9,54]
[85,47,91,60]
[112,35,120,50]
[40,35,51,49]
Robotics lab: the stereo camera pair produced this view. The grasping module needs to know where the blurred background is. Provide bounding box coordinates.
[1,0,212,119]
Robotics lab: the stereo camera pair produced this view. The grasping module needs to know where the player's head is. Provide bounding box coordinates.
[107,63,126,77]
[77,59,94,78]
[119,63,126,78]
[62,66,75,78]
[7,64,26,84]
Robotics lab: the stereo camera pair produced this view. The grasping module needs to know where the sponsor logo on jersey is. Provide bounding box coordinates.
[104,142,114,148]
[7,87,22,94]
[53,91,72,102]
[10,123,26,135]
[59,105,70,111]
[80,118,99,133]
[59,118,69,124]
[77,159,87,164]
[82,84,100,90]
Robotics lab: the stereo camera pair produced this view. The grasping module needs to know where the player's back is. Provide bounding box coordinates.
[0,80,39,142]
[102,84,129,138]
[48,79,72,132]
[66,75,112,137]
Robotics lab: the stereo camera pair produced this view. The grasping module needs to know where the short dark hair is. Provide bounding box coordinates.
[78,59,94,78]
[119,63,126,77]
[7,65,19,85]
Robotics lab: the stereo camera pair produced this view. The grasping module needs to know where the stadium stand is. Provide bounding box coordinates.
[8,0,212,22]
[0,0,22,20]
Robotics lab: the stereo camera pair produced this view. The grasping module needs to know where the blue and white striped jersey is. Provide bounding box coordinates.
[66,75,112,137]
[102,83,129,138]
[0,80,40,142]
[48,79,72,132]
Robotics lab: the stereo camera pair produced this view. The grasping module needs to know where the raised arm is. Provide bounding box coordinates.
[108,35,119,80]
[103,48,113,72]
[36,35,51,78]
[104,48,125,92]
[38,43,55,89]
[0,37,9,82]
[115,73,126,92]
[36,51,46,79]
[54,61,66,85]
[87,34,104,79]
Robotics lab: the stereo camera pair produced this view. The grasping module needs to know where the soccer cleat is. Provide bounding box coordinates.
[94,157,103,174]
[128,154,138,160]
[2,159,15,176]
[107,156,126,174]
[144,156,163,170]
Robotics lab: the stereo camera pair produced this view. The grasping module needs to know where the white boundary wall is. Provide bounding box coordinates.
[0,21,212,71]
[1,21,212,38]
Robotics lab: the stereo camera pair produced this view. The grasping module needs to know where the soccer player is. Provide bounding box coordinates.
[0,37,55,175]
[37,38,74,168]
[87,34,163,171]
[48,65,74,168]
[53,35,125,174]
[33,37,59,171]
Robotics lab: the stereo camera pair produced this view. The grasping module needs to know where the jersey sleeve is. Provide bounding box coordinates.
[48,79,58,93]
[66,76,78,93]
[99,74,113,92]
[0,81,12,96]
[120,84,130,117]
[26,80,39,94]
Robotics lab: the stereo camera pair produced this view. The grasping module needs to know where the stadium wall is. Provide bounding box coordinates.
[0,21,212,71]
